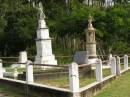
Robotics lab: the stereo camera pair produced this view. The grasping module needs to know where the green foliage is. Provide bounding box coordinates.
[0,0,130,57]
[0,0,37,56]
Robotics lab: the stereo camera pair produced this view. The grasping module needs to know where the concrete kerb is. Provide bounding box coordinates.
[0,77,72,97]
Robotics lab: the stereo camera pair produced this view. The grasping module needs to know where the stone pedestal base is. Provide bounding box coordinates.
[86,43,96,57]
[35,54,57,69]
[11,64,25,68]
[88,58,98,64]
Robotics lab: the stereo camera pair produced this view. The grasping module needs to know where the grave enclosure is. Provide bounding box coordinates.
[0,54,130,97]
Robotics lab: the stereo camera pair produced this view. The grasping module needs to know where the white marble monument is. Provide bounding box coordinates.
[35,3,57,65]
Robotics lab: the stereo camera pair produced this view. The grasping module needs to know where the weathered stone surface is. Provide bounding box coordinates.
[86,15,97,59]
[35,8,57,65]
[11,51,27,68]
[74,51,89,65]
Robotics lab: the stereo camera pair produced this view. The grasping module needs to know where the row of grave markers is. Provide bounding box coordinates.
[0,54,129,93]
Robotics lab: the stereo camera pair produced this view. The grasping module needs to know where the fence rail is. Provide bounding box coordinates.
[0,54,129,96]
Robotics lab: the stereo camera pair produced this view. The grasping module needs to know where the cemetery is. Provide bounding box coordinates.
[0,0,130,97]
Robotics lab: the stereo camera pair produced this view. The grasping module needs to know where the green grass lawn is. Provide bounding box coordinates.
[0,83,25,97]
[0,70,130,97]
[35,69,111,89]
[94,71,130,97]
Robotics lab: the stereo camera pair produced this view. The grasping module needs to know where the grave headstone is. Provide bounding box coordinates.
[74,51,89,65]
[11,51,27,68]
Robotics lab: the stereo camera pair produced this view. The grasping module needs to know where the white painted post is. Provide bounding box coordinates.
[96,59,103,82]
[108,54,112,65]
[69,62,79,93]
[110,57,116,75]
[0,59,3,78]
[124,55,128,70]
[26,60,34,83]
[116,56,121,76]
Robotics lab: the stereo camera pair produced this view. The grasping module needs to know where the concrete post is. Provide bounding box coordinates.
[0,59,3,78]
[110,57,116,75]
[116,56,121,76]
[108,54,112,65]
[19,51,27,63]
[96,59,103,82]
[124,55,128,70]
[69,62,80,97]
[26,60,34,83]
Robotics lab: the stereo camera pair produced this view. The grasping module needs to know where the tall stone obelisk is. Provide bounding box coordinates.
[35,3,57,65]
[86,15,97,60]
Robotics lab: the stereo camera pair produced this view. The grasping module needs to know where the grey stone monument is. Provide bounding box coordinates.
[86,15,97,58]
[86,15,98,64]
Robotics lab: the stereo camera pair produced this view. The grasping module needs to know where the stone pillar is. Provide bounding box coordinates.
[19,51,28,63]
[124,55,128,70]
[0,59,3,78]
[110,57,116,75]
[116,56,121,76]
[26,61,34,83]
[69,62,80,97]
[96,59,103,82]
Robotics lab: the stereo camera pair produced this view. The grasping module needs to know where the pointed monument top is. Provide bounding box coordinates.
[38,2,45,19]
[88,14,95,31]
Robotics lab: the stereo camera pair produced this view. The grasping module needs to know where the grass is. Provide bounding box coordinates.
[0,69,130,97]
[4,67,111,89]
[0,82,48,97]
[5,67,25,73]
[94,71,130,97]
[35,75,96,89]
[0,83,25,97]
[103,69,111,77]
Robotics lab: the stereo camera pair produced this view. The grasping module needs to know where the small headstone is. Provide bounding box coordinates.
[11,51,27,68]
[73,51,89,65]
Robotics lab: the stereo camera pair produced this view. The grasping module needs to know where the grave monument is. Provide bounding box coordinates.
[11,51,27,68]
[86,15,98,64]
[35,2,57,65]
